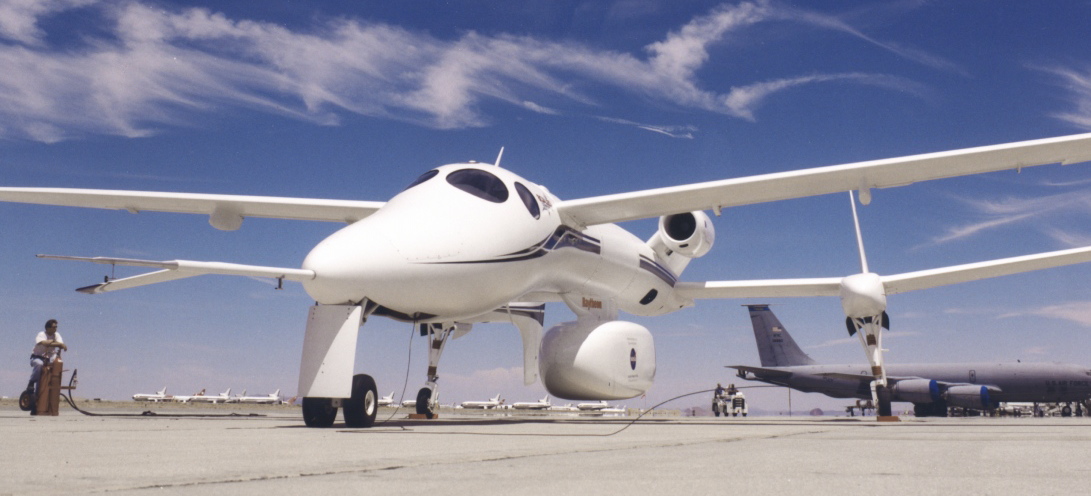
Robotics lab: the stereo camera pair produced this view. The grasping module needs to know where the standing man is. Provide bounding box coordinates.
[27,319,67,414]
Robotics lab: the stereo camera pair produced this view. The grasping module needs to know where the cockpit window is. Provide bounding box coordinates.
[446,169,509,203]
[404,169,440,191]
[514,182,540,219]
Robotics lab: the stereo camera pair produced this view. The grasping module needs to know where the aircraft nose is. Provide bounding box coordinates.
[301,221,402,305]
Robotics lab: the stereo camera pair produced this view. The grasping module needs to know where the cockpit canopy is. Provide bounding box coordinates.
[403,166,541,219]
[445,169,509,203]
[404,169,439,190]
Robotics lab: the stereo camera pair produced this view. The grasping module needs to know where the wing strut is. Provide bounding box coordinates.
[843,191,893,417]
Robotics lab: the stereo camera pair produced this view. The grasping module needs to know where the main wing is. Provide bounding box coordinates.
[0,188,383,230]
[676,245,1091,300]
[38,255,315,294]
[557,133,1091,226]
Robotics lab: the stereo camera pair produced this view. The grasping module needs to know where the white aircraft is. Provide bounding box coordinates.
[460,394,504,409]
[4,134,1091,427]
[172,388,206,403]
[576,400,610,411]
[549,403,580,412]
[132,387,171,402]
[378,392,395,407]
[236,389,282,404]
[188,388,232,404]
[511,396,552,410]
[226,389,246,403]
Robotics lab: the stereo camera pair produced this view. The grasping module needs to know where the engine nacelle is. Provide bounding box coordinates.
[539,318,655,400]
[839,272,887,319]
[655,211,715,259]
[944,385,1000,410]
[890,379,941,404]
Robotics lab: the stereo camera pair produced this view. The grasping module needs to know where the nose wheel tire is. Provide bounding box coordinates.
[415,387,434,417]
[344,374,378,428]
[302,397,338,427]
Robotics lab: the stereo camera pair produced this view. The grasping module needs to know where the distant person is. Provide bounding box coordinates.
[27,319,67,414]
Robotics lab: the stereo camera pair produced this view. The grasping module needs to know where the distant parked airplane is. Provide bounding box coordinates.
[236,389,282,404]
[172,388,206,403]
[731,305,1091,416]
[189,388,232,403]
[460,394,503,409]
[511,396,551,410]
[576,400,610,411]
[378,392,395,407]
[132,387,170,402]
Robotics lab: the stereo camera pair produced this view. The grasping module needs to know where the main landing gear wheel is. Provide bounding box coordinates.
[415,387,434,417]
[18,390,33,412]
[302,397,338,428]
[343,374,378,428]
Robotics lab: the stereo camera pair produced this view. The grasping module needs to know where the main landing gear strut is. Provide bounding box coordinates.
[846,312,893,418]
[297,303,464,427]
[299,303,379,428]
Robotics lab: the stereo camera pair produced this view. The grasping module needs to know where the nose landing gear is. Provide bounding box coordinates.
[415,323,460,418]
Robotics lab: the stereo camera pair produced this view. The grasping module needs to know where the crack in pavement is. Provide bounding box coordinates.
[101,428,830,492]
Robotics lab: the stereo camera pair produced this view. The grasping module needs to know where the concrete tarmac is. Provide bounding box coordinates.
[2,403,1089,495]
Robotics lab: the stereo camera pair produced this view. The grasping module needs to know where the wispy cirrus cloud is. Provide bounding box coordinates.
[925,189,1091,247]
[807,330,919,350]
[724,73,926,120]
[1000,301,1091,328]
[0,0,936,143]
[1021,346,1050,356]
[595,116,697,139]
[1042,65,1091,129]
[772,4,966,76]
[0,0,95,45]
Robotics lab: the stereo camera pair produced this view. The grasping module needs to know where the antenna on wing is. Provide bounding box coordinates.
[494,147,505,168]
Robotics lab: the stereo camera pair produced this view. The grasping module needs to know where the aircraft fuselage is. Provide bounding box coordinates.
[301,164,686,322]
[751,362,1091,403]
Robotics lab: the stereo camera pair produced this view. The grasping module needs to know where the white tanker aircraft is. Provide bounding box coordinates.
[4,134,1091,427]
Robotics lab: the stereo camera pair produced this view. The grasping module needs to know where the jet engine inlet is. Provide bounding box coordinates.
[656,211,714,259]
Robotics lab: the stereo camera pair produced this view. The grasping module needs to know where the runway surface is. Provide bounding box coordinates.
[3,403,1089,494]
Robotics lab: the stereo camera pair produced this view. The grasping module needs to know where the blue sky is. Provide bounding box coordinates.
[2,0,1091,413]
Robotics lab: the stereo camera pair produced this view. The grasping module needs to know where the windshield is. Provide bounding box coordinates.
[404,169,439,191]
[446,169,509,203]
[515,182,540,219]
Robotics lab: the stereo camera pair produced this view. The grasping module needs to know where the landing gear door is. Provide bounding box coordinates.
[298,304,363,398]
